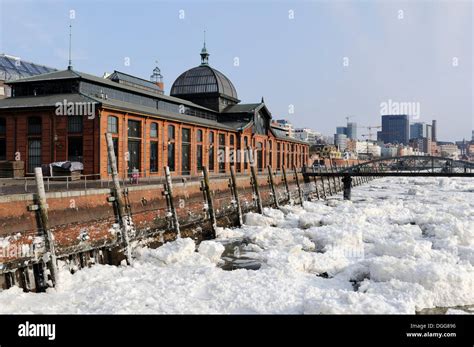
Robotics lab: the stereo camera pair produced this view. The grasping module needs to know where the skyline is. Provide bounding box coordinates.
[0,0,472,142]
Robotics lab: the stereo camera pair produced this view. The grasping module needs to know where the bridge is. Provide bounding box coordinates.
[303,156,474,200]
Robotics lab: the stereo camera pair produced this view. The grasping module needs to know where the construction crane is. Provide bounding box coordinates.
[360,125,381,141]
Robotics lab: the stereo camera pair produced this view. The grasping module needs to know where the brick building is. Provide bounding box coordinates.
[0,45,308,179]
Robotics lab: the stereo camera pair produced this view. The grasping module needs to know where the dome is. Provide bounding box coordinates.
[170,65,238,101]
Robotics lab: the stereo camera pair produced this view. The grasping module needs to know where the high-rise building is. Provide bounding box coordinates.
[347,122,357,140]
[432,120,437,142]
[334,133,348,151]
[378,115,409,145]
[336,126,347,135]
[410,122,427,140]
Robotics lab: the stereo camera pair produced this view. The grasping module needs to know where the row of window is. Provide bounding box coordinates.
[106,116,307,176]
[0,117,84,171]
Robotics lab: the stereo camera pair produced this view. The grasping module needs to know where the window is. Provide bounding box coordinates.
[107,138,119,174]
[150,141,158,173]
[196,129,203,143]
[244,136,249,170]
[182,128,191,175]
[208,131,215,171]
[167,125,175,171]
[229,135,235,166]
[218,133,226,173]
[68,137,83,162]
[196,130,203,171]
[168,124,175,140]
[277,143,281,169]
[256,142,263,172]
[268,141,273,168]
[128,120,141,138]
[107,116,118,133]
[0,118,5,135]
[28,140,41,173]
[28,117,42,135]
[150,122,158,138]
[68,116,83,133]
[0,139,5,161]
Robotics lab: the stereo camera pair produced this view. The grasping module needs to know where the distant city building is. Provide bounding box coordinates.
[346,122,357,140]
[0,54,57,99]
[275,119,295,138]
[294,128,320,144]
[356,141,381,158]
[334,133,348,151]
[336,126,347,135]
[439,144,460,160]
[410,122,428,140]
[432,120,437,142]
[378,114,409,145]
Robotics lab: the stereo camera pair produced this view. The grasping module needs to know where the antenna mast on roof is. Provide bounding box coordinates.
[68,23,73,70]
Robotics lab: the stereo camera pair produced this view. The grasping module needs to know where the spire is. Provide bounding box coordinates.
[68,23,73,70]
[200,30,209,65]
[261,96,265,103]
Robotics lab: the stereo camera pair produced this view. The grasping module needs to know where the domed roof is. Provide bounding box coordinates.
[170,44,238,101]
[170,65,238,101]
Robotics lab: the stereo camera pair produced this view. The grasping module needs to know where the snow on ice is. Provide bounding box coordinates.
[0,177,472,314]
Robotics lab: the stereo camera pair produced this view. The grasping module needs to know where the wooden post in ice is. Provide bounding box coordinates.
[34,167,58,287]
[202,166,217,237]
[248,146,263,214]
[325,167,333,196]
[267,165,279,208]
[164,165,181,238]
[250,164,263,214]
[311,166,320,200]
[106,133,133,265]
[319,166,327,199]
[281,166,291,202]
[330,161,338,192]
[229,165,243,227]
[293,165,304,205]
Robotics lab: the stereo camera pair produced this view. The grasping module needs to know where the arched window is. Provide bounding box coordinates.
[107,116,118,134]
[268,140,273,168]
[208,131,215,171]
[150,122,158,138]
[167,125,175,171]
[196,129,203,171]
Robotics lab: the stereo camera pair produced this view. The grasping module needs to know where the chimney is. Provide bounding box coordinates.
[432,120,437,143]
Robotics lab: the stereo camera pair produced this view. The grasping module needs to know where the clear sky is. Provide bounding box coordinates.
[0,0,472,141]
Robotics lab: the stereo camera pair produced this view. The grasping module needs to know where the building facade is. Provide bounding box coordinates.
[378,114,409,145]
[0,47,309,178]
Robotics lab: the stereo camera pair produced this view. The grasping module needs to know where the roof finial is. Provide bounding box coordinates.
[261,96,265,103]
[68,22,73,70]
[200,30,209,66]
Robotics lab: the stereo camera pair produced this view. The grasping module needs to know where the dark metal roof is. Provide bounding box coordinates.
[107,70,163,93]
[8,69,216,113]
[223,103,261,113]
[170,65,238,101]
[0,93,96,109]
[0,54,57,81]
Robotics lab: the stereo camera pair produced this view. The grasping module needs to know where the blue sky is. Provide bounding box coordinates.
[0,0,472,141]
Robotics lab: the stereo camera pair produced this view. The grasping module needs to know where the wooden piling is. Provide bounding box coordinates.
[281,166,291,202]
[202,166,217,237]
[106,133,133,265]
[34,167,58,287]
[267,165,279,208]
[229,165,243,226]
[164,165,181,238]
[293,165,304,206]
[250,164,263,214]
